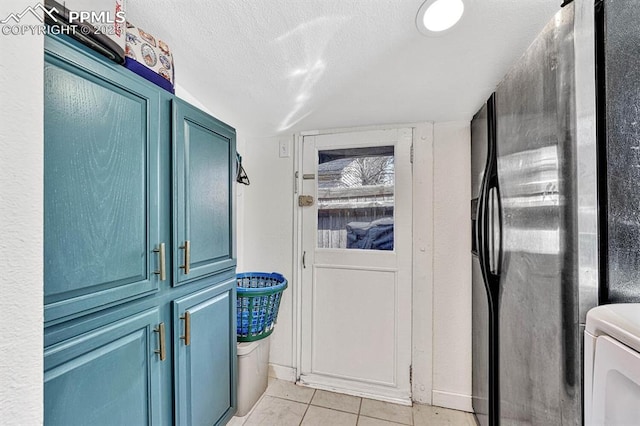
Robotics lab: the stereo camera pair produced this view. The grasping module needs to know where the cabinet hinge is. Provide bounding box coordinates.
[410,144,414,164]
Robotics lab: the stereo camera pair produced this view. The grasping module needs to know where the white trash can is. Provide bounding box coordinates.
[236,336,271,417]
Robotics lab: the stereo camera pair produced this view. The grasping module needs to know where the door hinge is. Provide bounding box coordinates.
[409,364,413,386]
[410,144,414,164]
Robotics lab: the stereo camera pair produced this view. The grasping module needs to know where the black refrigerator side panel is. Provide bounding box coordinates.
[471,103,489,426]
[602,0,640,303]
[495,4,580,426]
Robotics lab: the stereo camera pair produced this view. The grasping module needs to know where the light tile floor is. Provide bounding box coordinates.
[228,378,476,426]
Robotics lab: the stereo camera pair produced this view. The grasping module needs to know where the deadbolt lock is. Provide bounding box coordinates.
[298,195,314,207]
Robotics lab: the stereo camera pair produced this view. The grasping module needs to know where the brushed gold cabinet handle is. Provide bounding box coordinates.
[154,322,166,361]
[180,311,191,346]
[153,243,166,281]
[180,240,190,275]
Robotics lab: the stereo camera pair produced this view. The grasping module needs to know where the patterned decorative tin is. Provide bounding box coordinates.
[124,21,175,93]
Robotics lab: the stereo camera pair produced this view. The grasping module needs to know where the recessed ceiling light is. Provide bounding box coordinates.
[416,0,465,35]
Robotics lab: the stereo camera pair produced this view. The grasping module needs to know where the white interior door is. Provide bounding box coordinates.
[299,128,413,403]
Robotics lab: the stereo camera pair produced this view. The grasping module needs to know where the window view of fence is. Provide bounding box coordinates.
[317,146,395,250]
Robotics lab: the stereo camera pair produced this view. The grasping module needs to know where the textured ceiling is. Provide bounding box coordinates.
[127,0,560,136]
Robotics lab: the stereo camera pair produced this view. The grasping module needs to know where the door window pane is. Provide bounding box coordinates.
[317,147,394,250]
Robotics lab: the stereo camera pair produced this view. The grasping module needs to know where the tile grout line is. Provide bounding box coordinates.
[266,394,314,405]
[308,400,363,416]
[357,402,413,426]
[297,389,315,426]
[411,403,414,426]
[311,405,363,416]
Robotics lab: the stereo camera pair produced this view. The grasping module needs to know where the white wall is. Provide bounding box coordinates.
[239,136,296,371]
[0,1,44,424]
[431,122,472,411]
[175,83,215,115]
[239,122,473,410]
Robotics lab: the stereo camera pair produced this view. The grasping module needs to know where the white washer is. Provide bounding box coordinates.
[584,304,640,425]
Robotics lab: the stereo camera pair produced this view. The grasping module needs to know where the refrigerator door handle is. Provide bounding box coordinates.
[479,174,501,285]
[478,94,501,287]
[488,182,502,276]
[488,187,495,273]
[476,176,489,278]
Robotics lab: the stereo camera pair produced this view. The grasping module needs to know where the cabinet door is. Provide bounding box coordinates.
[173,99,236,286]
[174,280,237,425]
[44,36,164,323]
[44,308,164,425]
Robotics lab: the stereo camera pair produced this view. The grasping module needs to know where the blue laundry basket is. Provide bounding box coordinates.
[236,272,288,342]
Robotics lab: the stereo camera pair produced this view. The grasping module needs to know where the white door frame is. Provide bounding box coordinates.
[291,123,435,405]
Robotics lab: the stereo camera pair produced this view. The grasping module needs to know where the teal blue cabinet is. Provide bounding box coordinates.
[44,36,163,324]
[174,280,237,425]
[44,34,237,426]
[44,308,163,425]
[173,100,236,286]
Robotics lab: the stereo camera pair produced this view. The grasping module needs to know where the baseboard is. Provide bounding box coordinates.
[432,390,473,413]
[298,374,412,406]
[411,386,432,405]
[268,363,297,382]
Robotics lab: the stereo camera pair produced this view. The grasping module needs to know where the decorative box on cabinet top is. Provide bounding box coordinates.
[124,21,175,93]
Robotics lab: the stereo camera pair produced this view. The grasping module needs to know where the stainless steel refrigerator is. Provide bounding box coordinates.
[597,0,640,305]
[471,1,600,424]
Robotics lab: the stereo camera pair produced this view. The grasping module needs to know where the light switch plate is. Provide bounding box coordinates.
[279,140,290,158]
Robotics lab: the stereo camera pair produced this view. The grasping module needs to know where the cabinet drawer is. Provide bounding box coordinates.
[44,307,164,425]
[173,279,237,425]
